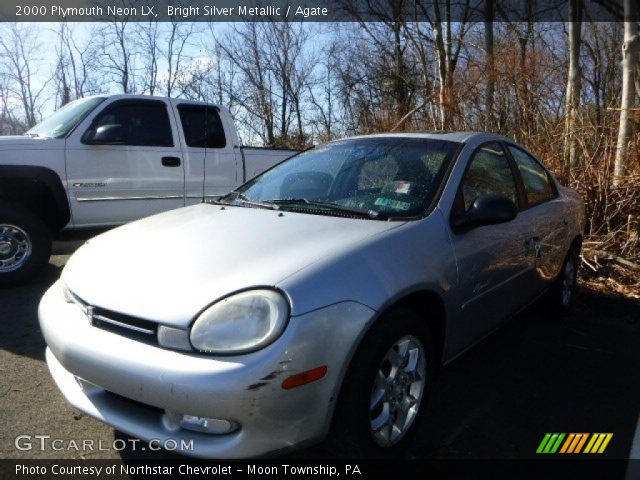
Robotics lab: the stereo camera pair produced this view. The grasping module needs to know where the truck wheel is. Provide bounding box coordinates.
[547,246,579,315]
[328,307,435,457]
[0,205,52,287]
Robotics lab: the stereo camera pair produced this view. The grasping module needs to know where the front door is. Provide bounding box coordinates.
[449,142,536,349]
[65,98,185,227]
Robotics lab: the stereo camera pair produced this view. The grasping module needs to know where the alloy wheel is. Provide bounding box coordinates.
[369,335,426,447]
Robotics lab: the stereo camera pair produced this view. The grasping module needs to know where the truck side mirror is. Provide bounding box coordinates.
[451,194,518,232]
[82,124,126,145]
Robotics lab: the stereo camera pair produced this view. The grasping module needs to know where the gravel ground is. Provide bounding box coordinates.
[1,240,639,461]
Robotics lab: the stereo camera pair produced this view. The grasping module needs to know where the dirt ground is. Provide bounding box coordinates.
[1,241,639,460]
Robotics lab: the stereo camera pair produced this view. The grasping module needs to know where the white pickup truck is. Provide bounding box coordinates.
[0,94,298,285]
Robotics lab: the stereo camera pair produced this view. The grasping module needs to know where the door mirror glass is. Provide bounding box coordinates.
[83,124,125,144]
[452,194,518,231]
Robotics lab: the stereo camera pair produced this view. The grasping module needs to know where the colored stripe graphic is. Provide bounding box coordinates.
[567,433,583,453]
[537,433,566,453]
[550,433,566,453]
[537,433,552,453]
[584,433,613,454]
[559,433,575,453]
[584,433,598,453]
[574,433,589,453]
[598,434,613,453]
[538,433,613,454]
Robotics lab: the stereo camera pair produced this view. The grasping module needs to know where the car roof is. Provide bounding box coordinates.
[343,131,514,144]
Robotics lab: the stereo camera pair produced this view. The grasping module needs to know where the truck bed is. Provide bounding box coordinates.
[240,146,299,181]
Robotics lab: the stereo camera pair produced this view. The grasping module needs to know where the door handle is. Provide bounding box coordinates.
[525,237,542,258]
[162,156,181,167]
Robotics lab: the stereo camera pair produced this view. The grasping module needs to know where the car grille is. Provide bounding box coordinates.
[89,306,158,343]
[69,291,158,345]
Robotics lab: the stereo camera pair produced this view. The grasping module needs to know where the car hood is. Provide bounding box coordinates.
[62,203,403,327]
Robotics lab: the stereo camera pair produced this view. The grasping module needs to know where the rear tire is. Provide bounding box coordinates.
[327,307,435,457]
[0,205,52,287]
[547,245,579,315]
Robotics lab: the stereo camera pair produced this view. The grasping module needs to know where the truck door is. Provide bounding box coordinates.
[65,98,185,227]
[175,103,238,205]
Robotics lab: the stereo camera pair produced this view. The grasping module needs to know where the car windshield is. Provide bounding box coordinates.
[233,137,460,220]
[26,96,106,139]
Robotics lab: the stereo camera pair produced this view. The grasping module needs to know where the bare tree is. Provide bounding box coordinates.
[163,20,198,97]
[614,0,639,185]
[415,0,473,129]
[217,22,277,145]
[484,0,496,130]
[53,24,72,107]
[136,20,159,95]
[94,1,139,94]
[564,0,583,174]
[307,43,338,141]
[0,23,48,127]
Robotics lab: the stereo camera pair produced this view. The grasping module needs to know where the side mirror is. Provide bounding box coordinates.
[451,194,518,232]
[83,124,125,144]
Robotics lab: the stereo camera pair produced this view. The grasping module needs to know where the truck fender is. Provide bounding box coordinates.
[0,165,70,231]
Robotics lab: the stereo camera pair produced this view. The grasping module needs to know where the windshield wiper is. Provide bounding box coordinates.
[216,192,280,210]
[271,198,385,220]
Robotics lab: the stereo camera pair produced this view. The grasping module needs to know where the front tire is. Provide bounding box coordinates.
[328,307,435,457]
[0,205,52,287]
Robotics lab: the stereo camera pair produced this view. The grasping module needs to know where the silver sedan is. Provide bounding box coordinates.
[39,132,585,458]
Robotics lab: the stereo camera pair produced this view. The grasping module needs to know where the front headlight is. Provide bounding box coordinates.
[190,289,289,354]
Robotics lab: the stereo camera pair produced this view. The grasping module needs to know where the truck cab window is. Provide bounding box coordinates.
[89,101,173,147]
[178,105,226,148]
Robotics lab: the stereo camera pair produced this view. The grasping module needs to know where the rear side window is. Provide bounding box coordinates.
[90,100,173,147]
[178,105,226,148]
[462,142,518,210]
[507,145,555,206]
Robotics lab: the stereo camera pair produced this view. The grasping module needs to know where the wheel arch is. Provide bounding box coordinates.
[377,290,448,366]
[334,288,448,405]
[325,289,448,446]
[0,166,70,231]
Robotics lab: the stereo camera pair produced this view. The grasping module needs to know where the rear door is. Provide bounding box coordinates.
[175,103,238,205]
[505,144,569,291]
[65,98,185,227]
[449,142,536,346]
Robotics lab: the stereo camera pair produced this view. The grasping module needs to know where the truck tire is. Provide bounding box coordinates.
[327,307,435,457]
[0,205,52,287]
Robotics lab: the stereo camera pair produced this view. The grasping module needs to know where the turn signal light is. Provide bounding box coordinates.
[281,366,328,390]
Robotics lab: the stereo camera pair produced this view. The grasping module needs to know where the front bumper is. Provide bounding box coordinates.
[39,281,375,458]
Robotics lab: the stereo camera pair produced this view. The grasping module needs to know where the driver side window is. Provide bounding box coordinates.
[462,143,518,211]
[87,100,174,147]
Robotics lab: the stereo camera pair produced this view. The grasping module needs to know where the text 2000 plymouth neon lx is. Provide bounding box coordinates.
[39,132,585,458]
